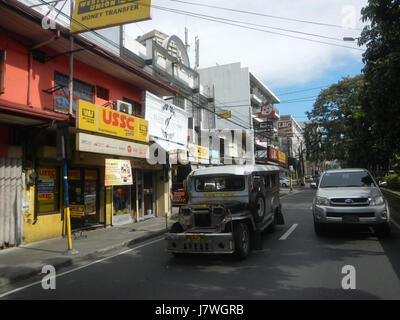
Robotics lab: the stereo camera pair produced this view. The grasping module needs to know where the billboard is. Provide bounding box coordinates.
[76,100,149,143]
[144,91,188,150]
[71,0,152,33]
[278,120,293,137]
[258,104,275,118]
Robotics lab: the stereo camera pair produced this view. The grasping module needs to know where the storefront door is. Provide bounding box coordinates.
[69,168,100,229]
[112,185,133,225]
[137,171,156,221]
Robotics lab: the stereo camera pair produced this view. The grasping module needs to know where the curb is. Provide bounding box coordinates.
[0,228,168,289]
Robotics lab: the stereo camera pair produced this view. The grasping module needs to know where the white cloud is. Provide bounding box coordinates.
[125,0,368,88]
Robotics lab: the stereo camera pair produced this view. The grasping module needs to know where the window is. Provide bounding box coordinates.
[195,176,245,192]
[320,171,376,188]
[0,50,5,94]
[123,97,142,117]
[37,167,60,214]
[96,85,109,100]
[53,72,94,114]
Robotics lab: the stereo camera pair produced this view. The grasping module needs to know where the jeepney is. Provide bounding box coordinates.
[165,165,284,260]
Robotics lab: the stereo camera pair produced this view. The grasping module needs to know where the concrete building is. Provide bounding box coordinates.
[198,62,281,165]
[0,1,178,246]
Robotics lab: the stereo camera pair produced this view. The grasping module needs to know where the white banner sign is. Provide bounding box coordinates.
[144,92,188,150]
[76,132,149,159]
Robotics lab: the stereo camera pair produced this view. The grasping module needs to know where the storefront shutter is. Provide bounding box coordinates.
[0,158,23,247]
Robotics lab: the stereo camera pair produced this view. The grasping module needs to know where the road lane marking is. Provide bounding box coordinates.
[279,224,298,240]
[0,237,164,299]
[391,219,400,231]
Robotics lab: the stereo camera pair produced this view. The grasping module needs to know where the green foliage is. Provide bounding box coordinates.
[305,75,369,167]
[359,0,400,157]
[386,174,400,191]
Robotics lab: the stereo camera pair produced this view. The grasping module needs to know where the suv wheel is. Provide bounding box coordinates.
[314,221,326,236]
[374,223,391,238]
[233,223,251,260]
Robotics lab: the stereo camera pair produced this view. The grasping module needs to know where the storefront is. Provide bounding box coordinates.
[68,168,100,229]
[111,169,157,225]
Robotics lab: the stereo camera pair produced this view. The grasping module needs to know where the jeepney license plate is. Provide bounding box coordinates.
[186,235,205,242]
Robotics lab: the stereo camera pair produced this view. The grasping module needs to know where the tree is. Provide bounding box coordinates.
[305,75,370,167]
[359,0,400,171]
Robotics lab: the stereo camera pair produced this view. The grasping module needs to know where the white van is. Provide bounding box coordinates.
[165,165,285,259]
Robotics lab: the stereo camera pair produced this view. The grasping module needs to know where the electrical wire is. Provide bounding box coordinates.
[150,4,364,51]
[166,0,364,31]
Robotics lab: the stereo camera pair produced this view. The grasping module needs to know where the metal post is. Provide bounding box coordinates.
[69,0,74,115]
[62,135,78,255]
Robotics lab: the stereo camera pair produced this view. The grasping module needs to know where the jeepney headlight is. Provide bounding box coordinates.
[213,207,225,215]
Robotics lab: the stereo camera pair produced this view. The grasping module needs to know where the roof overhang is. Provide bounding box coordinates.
[249,72,280,104]
[0,0,179,97]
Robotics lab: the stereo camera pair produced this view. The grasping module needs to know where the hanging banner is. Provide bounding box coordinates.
[105,159,133,186]
[144,91,188,150]
[71,0,152,33]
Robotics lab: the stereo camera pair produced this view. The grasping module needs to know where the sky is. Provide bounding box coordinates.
[124,0,369,124]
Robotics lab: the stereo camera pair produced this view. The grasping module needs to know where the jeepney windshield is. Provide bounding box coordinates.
[195,175,245,192]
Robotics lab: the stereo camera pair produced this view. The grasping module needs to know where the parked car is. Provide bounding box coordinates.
[312,169,391,237]
[280,177,290,188]
[310,182,317,189]
[165,165,285,260]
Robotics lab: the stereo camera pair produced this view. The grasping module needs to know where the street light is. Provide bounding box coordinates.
[343,37,359,42]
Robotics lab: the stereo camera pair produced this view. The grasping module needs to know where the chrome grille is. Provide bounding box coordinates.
[330,197,370,207]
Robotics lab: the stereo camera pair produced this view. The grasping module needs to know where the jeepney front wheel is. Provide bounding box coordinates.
[233,223,251,260]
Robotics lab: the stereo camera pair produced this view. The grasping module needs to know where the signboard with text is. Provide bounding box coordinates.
[105,159,133,186]
[76,100,149,143]
[278,121,293,137]
[71,0,152,33]
[76,132,149,159]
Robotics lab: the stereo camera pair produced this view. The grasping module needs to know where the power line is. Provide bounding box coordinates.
[166,0,363,31]
[154,5,347,42]
[151,5,364,51]
[275,85,330,96]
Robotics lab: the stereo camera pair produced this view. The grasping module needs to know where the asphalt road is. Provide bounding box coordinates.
[2,188,400,300]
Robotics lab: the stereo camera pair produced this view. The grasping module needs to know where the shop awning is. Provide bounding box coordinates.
[151,137,187,153]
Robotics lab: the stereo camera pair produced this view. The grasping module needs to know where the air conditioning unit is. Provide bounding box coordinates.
[114,100,133,115]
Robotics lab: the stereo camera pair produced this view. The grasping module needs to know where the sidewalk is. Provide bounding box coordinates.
[0,188,303,288]
[0,216,175,288]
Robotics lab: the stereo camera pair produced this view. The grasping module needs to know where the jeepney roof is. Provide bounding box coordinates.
[191,165,280,177]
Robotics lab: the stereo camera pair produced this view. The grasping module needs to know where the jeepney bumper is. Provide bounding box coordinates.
[165,232,234,254]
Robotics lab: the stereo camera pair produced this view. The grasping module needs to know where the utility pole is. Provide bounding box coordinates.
[63,0,77,255]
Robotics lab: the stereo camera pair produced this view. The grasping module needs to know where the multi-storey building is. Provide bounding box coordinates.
[0,1,178,246]
[198,62,281,165]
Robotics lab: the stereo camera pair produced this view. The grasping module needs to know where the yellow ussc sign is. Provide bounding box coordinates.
[76,100,149,143]
[71,0,152,33]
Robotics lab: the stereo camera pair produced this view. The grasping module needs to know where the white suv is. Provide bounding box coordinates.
[312,169,391,237]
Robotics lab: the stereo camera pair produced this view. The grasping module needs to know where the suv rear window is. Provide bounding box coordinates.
[320,171,376,188]
[195,176,245,192]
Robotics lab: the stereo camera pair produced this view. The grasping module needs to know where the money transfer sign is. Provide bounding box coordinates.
[71,0,152,33]
[105,159,133,186]
[77,100,149,143]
